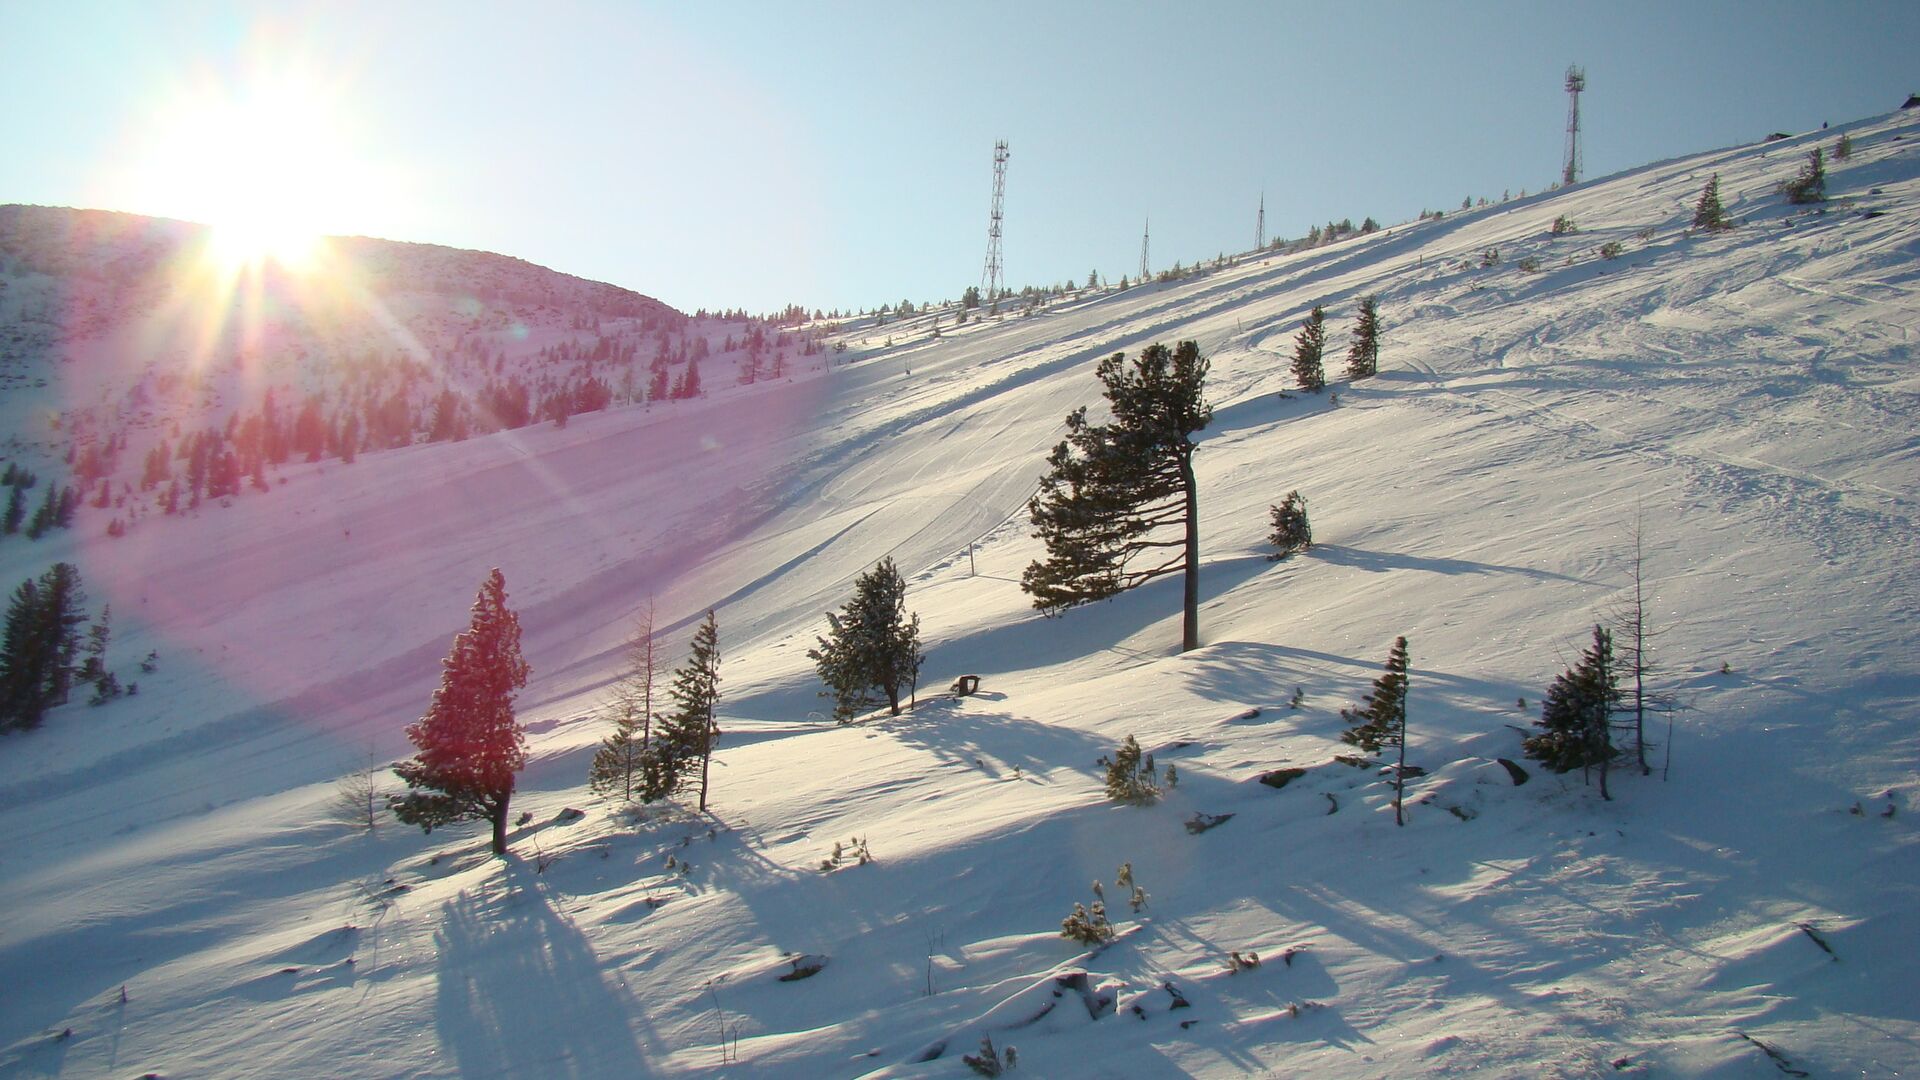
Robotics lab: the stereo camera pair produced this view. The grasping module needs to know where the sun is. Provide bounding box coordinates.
[129,61,377,273]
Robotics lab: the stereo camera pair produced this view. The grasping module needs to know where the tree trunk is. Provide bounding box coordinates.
[490,794,510,856]
[1179,449,1200,653]
[1394,714,1407,827]
[698,708,713,812]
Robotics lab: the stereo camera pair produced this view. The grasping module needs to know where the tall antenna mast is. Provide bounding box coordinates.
[981,140,1009,300]
[1139,217,1150,281]
[1562,65,1586,187]
[1255,193,1266,252]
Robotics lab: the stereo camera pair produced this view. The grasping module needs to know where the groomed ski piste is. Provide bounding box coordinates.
[2,108,1917,1079]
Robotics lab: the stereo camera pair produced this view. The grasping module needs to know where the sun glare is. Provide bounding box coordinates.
[129,58,376,274]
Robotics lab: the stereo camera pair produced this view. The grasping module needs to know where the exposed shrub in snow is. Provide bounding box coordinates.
[1835,132,1853,160]
[963,1034,1016,1075]
[1099,735,1161,805]
[1551,214,1580,235]
[1268,491,1311,560]
[1060,899,1114,945]
[1780,147,1827,204]
[819,835,871,871]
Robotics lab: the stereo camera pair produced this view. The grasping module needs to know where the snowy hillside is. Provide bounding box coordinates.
[2,109,1917,1079]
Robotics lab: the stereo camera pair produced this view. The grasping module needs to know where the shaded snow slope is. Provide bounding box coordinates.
[2,112,1917,1078]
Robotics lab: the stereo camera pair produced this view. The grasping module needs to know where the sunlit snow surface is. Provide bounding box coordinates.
[2,111,1917,1078]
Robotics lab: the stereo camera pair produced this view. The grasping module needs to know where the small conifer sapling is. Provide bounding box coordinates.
[1291,306,1326,392]
[1268,491,1311,560]
[1340,636,1411,825]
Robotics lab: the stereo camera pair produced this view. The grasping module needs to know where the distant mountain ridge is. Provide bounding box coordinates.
[0,203,679,328]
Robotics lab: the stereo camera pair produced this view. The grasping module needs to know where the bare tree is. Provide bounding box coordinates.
[1609,508,1679,777]
[590,599,663,800]
[334,755,386,830]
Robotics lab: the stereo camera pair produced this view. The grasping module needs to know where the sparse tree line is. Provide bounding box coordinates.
[0,562,145,733]
[1289,295,1382,392]
[1,464,80,542]
[35,314,848,539]
[1016,324,1673,825]
[377,153,1785,851]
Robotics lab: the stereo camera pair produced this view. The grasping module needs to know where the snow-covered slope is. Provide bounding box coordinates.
[2,111,1917,1078]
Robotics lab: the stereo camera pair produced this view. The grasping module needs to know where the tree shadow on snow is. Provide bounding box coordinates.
[1310,544,1600,587]
[434,860,666,1078]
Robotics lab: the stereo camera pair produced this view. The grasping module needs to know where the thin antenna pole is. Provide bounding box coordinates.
[981,140,1008,300]
[1139,217,1150,281]
[1563,65,1585,187]
[1255,193,1265,252]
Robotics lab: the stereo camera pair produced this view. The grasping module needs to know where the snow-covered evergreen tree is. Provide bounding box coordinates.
[1341,636,1411,825]
[808,558,923,721]
[1023,341,1212,651]
[1291,306,1326,391]
[1524,625,1620,799]
[391,568,531,855]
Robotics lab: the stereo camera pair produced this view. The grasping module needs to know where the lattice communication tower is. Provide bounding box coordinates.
[1562,65,1586,187]
[1255,193,1266,251]
[981,140,1008,300]
[1140,217,1150,281]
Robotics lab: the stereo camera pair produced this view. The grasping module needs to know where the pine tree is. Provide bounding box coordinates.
[79,603,111,689]
[0,563,88,728]
[1345,296,1381,380]
[1524,625,1621,799]
[1099,734,1161,805]
[589,601,662,800]
[1291,306,1326,392]
[1340,636,1410,826]
[1023,343,1212,650]
[656,609,722,811]
[808,558,924,721]
[1267,491,1311,560]
[26,485,56,539]
[1692,173,1732,232]
[1,485,23,536]
[391,569,531,855]
[0,578,46,729]
[36,563,87,706]
[1781,148,1826,204]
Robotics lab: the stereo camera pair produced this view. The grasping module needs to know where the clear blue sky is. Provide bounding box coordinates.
[3,0,1915,314]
